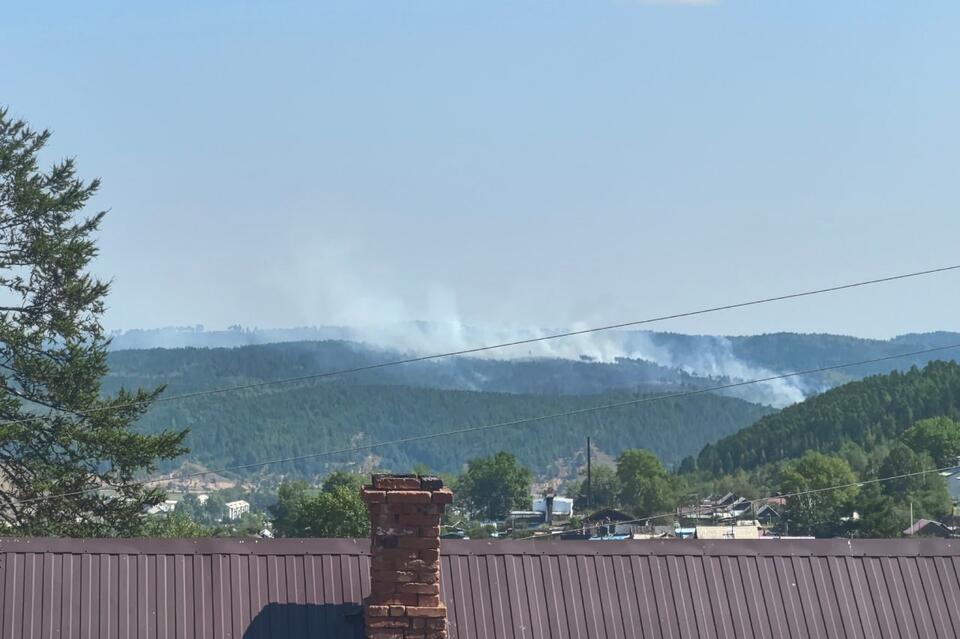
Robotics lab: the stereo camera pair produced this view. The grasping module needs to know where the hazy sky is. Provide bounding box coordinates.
[3,1,959,338]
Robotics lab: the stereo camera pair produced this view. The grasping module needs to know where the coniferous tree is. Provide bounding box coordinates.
[0,109,187,536]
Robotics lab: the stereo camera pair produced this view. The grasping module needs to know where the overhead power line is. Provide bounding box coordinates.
[15,342,960,507]
[2,264,959,428]
[514,463,960,541]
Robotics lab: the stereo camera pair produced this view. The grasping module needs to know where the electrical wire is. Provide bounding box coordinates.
[2,264,958,427]
[13,342,960,507]
[513,463,960,541]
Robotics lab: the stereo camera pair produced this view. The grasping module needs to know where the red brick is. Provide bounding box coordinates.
[375,526,418,536]
[419,549,440,562]
[417,570,440,584]
[403,515,442,527]
[368,631,405,639]
[422,504,444,514]
[426,631,448,639]
[367,605,390,617]
[378,549,419,561]
[372,516,402,528]
[406,605,447,618]
[386,491,433,504]
[368,593,419,606]
[420,526,441,537]
[375,477,422,490]
[362,489,387,503]
[387,490,430,512]
[389,605,407,616]
[371,503,396,515]
[431,488,453,504]
[425,619,446,629]
[366,617,410,630]
[395,502,443,514]
[398,536,440,550]
[370,580,397,596]
[367,618,411,629]
[372,570,417,583]
[419,594,441,607]
[396,558,434,571]
[398,582,440,595]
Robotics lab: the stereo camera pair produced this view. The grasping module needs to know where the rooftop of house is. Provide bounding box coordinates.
[902,518,956,537]
[581,507,634,523]
[2,536,958,638]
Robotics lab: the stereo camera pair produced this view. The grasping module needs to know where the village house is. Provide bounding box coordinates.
[0,474,958,638]
[580,507,636,536]
[145,498,178,516]
[902,518,957,538]
[695,519,763,539]
[225,499,250,521]
[677,492,787,530]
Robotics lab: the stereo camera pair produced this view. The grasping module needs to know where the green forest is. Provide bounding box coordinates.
[104,339,960,483]
[104,339,709,398]
[122,359,960,539]
[105,332,960,403]
[694,360,960,476]
[127,380,772,478]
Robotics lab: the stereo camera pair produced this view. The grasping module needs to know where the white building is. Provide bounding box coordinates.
[695,520,762,540]
[196,494,209,506]
[532,496,574,520]
[226,500,250,521]
[146,499,178,516]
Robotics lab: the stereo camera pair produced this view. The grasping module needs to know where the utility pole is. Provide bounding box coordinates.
[586,436,592,511]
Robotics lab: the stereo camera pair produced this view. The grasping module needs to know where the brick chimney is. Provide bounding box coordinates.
[361,474,452,639]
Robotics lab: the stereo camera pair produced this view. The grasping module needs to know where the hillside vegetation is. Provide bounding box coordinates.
[106,331,960,409]
[127,381,772,478]
[695,360,960,476]
[104,338,960,482]
[105,340,705,398]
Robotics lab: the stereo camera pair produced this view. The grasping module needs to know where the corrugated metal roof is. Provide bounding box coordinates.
[0,537,957,638]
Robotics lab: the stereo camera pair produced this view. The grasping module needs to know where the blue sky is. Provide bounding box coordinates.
[3,1,959,338]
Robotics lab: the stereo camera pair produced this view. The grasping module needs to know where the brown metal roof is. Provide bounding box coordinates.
[0,537,958,638]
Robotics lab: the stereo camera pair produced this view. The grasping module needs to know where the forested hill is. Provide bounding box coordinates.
[106,330,960,408]
[127,382,773,478]
[104,341,710,399]
[695,360,960,476]
[103,335,960,479]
